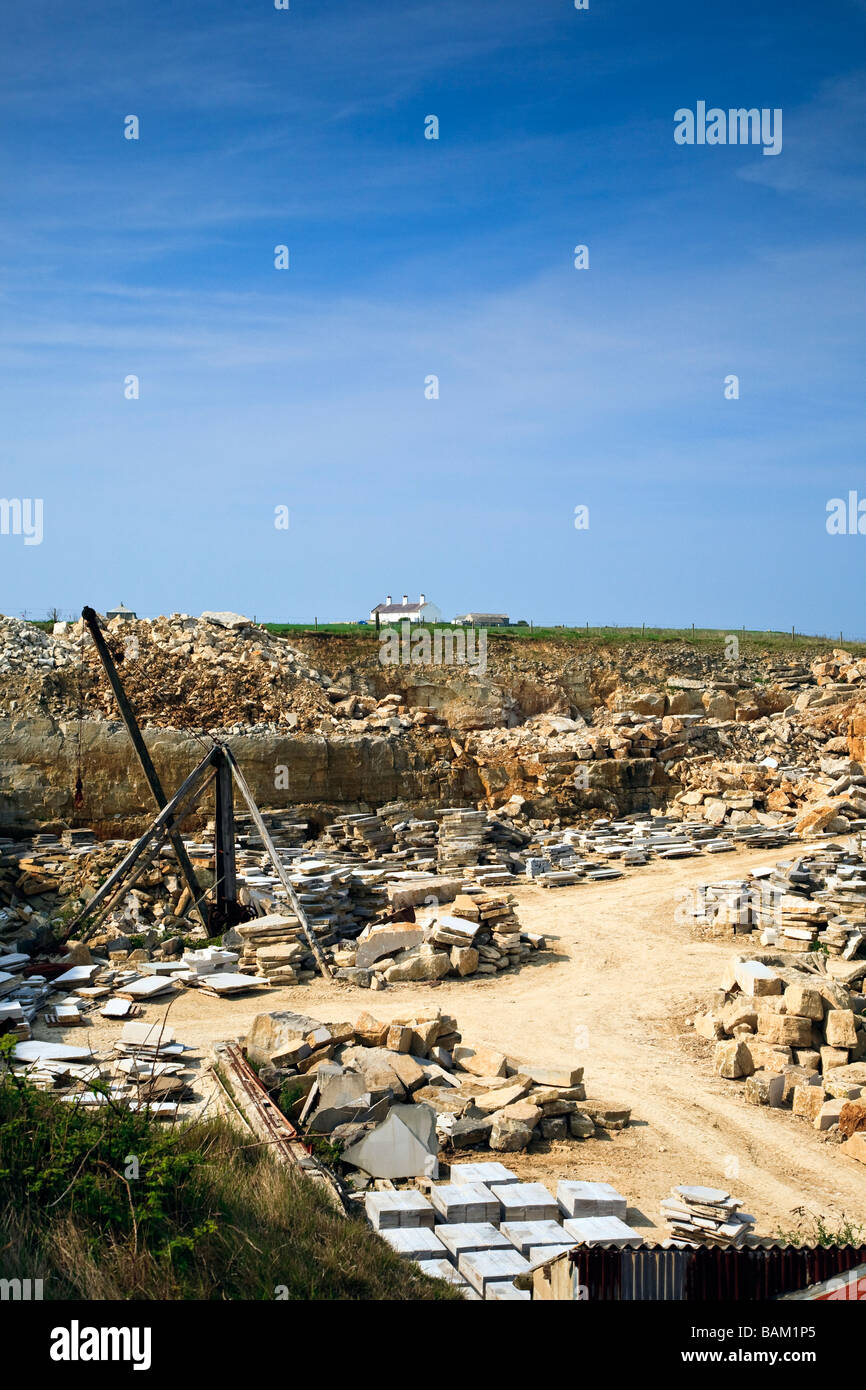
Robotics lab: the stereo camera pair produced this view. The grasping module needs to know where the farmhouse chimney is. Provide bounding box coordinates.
[420,593,426,604]
[402,594,408,605]
[386,595,392,605]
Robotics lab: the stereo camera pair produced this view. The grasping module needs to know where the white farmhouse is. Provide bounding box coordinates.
[369,593,442,624]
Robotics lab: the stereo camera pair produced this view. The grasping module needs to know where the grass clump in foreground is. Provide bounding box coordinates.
[0,1071,461,1301]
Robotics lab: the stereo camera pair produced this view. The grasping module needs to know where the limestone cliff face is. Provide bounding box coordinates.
[0,716,666,834]
[0,718,469,835]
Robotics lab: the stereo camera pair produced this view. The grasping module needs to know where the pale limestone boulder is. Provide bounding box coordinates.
[757,1013,813,1047]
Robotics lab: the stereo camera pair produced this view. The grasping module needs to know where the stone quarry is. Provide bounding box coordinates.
[3,614,865,841]
[2,611,866,1290]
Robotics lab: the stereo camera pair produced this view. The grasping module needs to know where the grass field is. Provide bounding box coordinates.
[21,616,866,655]
[263,623,866,655]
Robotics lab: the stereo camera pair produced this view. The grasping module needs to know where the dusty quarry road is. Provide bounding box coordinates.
[76,844,866,1240]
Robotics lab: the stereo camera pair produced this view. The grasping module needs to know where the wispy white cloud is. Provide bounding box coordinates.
[736,71,866,202]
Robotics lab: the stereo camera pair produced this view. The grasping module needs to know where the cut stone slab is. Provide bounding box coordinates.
[527,1243,573,1266]
[828,1045,856,1073]
[675,1185,731,1203]
[557,1180,627,1220]
[734,960,781,996]
[308,1065,373,1134]
[364,1189,435,1231]
[495,1182,559,1224]
[52,965,100,986]
[458,1247,531,1295]
[342,1046,426,1095]
[783,984,825,1021]
[356,924,426,969]
[714,1039,753,1079]
[820,1062,866,1085]
[501,1219,573,1258]
[523,1064,584,1088]
[380,1226,447,1261]
[245,1010,323,1067]
[201,972,262,995]
[413,1257,469,1287]
[431,1182,500,1225]
[120,975,177,1000]
[792,1084,827,1123]
[489,1116,535,1152]
[825,1010,858,1049]
[449,1114,495,1148]
[453,1043,509,1078]
[741,1039,792,1073]
[435,1222,511,1260]
[447,1162,519,1188]
[346,1105,439,1180]
[119,1021,176,1049]
[387,876,463,910]
[384,945,451,983]
[431,915,479,945]
[757,1014,813,1047]
[100,998,133,1019]
[744,1070,785,1107]
[563,1215,642,1247]
[472,1081,531,1116]
[484,1279,530,1301]
[13,1040,95,1063]
[451,946,479,976]
[815,1099,845,1131]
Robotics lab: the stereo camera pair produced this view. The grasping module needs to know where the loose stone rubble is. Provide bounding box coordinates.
[245,1006,630,1162]
[690,929,866,1165]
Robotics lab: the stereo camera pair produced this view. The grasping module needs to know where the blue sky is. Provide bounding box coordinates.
[0,0,864,632]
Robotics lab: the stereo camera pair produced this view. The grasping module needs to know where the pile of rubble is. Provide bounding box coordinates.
[334,888,544,987]
[693,952,866,1164]
[675,757,866,839]
[0,816,552,990]
[246,1007,630,1162]
[0,615,82,673]
[4,1019,202,1120]
[813,649,866,688]
[0,831,210,953]
[0,611,346,732]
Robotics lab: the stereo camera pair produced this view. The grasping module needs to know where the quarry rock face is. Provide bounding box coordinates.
[0,719,669,832]
[0,620,863,834]
[0,718,475,833]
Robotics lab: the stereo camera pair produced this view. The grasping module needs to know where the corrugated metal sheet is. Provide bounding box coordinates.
[567,1244,866,1301]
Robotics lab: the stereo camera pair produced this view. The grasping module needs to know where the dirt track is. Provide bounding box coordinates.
[77,846,866,1240]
